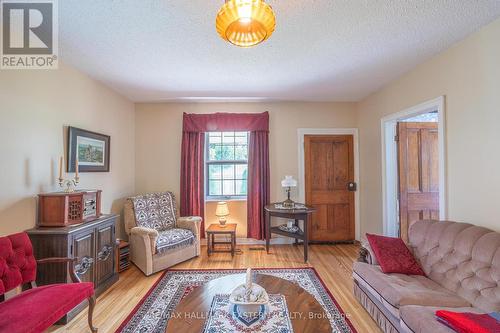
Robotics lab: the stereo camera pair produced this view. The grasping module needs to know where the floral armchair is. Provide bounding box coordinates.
[124,192,201,276]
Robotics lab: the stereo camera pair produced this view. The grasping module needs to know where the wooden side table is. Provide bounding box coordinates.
[264,204,316,262]
[206,223,237,257]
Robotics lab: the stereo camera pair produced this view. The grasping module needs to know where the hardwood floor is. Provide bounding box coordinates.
[50,244,380,333]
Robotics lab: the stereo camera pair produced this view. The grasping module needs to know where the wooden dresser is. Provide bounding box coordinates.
[26,214,119,323]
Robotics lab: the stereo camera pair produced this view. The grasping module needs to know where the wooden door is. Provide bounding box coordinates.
[397,122,439,242]
[72,231,95,283]
[304,135,355,242]
[96,223,115,285]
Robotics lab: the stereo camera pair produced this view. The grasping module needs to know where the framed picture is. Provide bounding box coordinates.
[67,126,110,172]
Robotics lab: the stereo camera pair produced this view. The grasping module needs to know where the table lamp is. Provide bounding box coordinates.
[215,201,229,227]
[281,176,297,208]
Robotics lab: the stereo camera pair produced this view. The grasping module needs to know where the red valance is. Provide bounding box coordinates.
[183,112,269,132]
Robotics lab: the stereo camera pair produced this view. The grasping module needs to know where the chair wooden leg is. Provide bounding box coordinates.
[87,295,98,333]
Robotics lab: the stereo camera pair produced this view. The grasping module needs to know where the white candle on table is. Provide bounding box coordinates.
[75,156,79,179]
[58,156,63,180]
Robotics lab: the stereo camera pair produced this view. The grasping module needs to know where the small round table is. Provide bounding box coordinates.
[165,274,331,332]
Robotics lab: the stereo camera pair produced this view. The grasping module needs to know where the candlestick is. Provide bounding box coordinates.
[58,154,80,193]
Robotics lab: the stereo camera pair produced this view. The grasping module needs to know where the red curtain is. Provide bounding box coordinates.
[180,131,205,236]
[247,131,270,240]
[183,112,269,132]
[181,112,270,240]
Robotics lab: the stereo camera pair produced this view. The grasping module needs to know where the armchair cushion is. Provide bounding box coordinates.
[156,228,195,254]
[130,192,177,231]
[0,282,94,333]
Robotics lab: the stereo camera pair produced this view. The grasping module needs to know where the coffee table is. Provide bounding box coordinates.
[165,273,331,332]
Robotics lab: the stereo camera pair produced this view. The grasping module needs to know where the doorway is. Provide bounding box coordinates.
[381,97,447,240]
[298,128,360,242]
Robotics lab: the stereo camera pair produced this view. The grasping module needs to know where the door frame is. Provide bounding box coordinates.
[380,96,447,237]
[298,128,360,241]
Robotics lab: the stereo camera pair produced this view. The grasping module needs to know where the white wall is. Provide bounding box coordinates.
[2,17,499,241]
[134,102,357,233]
[357,18,500,235]
[0,63,135,238]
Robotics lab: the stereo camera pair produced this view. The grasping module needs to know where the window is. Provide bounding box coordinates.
[206,131,249,200]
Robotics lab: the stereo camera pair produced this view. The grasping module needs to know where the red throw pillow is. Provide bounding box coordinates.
[365,234,425,275]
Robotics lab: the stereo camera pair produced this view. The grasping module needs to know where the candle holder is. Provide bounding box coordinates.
[58,175,80,193]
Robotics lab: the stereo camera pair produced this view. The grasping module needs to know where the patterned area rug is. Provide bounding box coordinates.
[116,268,356,333]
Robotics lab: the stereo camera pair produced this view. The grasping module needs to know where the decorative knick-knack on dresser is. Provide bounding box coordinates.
[37,190,102,227]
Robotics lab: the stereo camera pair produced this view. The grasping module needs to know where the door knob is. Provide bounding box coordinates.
[347,182,357,192]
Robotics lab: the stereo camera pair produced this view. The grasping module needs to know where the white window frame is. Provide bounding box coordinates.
[205,132,249,201]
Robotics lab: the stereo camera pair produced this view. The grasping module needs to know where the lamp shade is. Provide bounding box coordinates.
[215,202,230,217]
[216,0,276,48]
[281,176,297,187]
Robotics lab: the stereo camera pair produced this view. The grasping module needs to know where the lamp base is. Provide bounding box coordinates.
[219,219,227,228]
[282,198,295,208]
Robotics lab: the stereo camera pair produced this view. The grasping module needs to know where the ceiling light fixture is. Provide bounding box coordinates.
[216,0,276,48]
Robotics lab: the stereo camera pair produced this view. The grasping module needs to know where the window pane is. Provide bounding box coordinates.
[209,144,223,161]
[209,180,222,196]
[235,132,248,144]
[235,180,247,195]
[222,132,235,144]
[209,132,222,144]
[235,145,248,160]
[208,164,222,180]
[206,132,249,198]
[223,180,235,195]
[222,164,234,179]
[221,145,235,160]
[235,164,248,179]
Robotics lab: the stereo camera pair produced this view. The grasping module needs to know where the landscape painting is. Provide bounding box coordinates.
[77,136,105,166]
[68,126,110,172]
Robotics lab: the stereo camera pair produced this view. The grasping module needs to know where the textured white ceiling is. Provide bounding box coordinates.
[59,1,500,102]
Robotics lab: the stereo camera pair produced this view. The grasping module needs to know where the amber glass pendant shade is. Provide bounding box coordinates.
[216,0,276,47]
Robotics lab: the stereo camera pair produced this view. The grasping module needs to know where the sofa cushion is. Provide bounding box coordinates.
[131,192,177,231]
[366,234,425,275]
[156,228,195,254]
[409,220,500,312]
[0,282,94,333]
[400,305,484,333]
[353,262,470,309]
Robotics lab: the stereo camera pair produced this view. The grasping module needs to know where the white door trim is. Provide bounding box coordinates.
[380,96,447,236]
[297,128,360,241]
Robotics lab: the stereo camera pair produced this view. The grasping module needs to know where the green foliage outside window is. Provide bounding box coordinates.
[206,132,249,198]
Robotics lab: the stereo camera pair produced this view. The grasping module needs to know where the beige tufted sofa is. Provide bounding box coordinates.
[124,193,201,276]
[353,220,500,333]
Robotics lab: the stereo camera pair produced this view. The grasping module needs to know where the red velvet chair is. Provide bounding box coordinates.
[0,232,97,333]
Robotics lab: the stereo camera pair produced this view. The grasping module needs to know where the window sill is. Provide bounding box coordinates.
[205,197,247,203]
